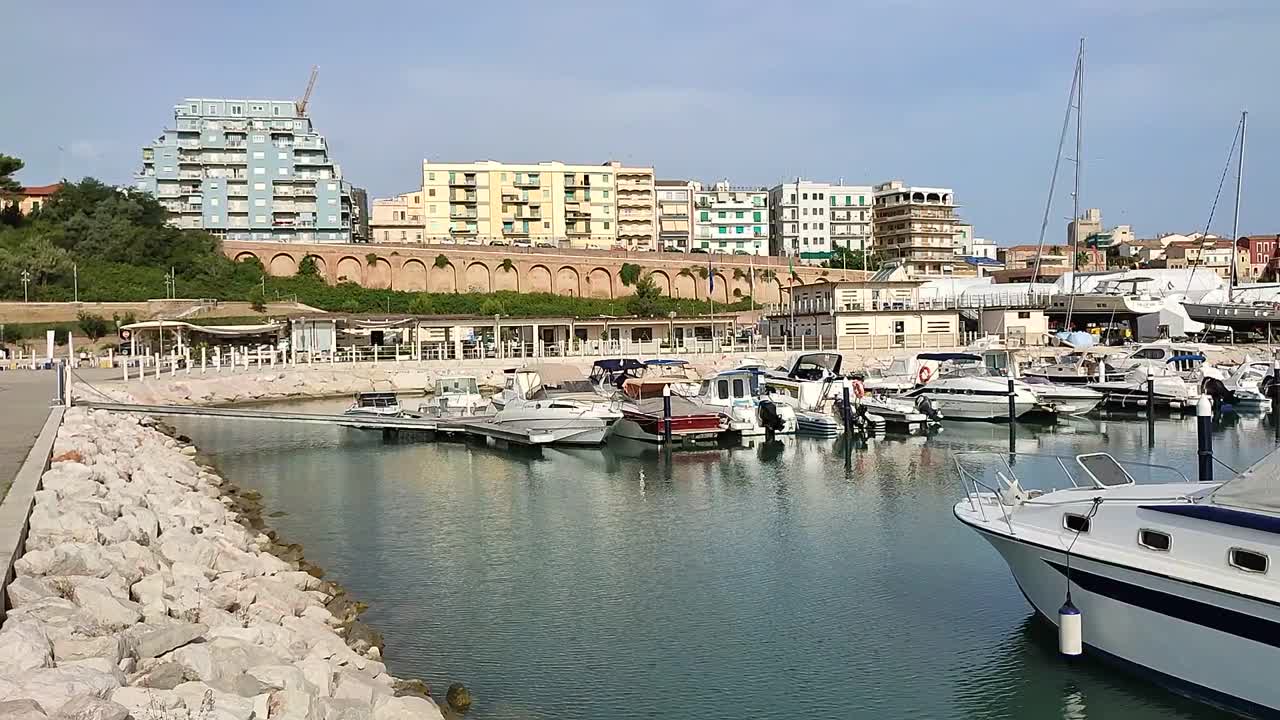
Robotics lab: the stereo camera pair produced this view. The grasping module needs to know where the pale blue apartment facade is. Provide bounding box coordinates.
[136,98,353,243]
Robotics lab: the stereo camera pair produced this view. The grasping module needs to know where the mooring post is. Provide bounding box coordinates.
[1147,376,1156,446]
[662,384,673,444]
[1007,378,1017,420]
[1273,357,1280,440]
[1197,394,1213,483]
[842,379,853,435]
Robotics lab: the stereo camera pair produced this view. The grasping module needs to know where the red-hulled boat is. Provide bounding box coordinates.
[610,395,731,444]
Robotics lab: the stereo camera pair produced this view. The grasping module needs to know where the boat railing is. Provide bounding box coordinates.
[954,451,1191,532]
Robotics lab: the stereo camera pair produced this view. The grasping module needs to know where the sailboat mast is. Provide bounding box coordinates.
[1229,110,1247,302]
[1064,38,1084,332]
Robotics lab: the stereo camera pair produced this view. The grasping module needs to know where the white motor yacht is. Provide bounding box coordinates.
[489,366,622,445]
[1022,351,1102,386]
[342,391,403,418]
[955,446,1280,718]
[1019,376,1104,416]
[1222,358,1274,406]
[902,353,1040,421]
[757,352,846,436]
[857,391,937,431]
[418,376,486,417]
[1089,365,1201,411]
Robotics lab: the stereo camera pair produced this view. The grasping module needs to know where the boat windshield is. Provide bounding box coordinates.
[437,377,479,394]
[357,393,399,408]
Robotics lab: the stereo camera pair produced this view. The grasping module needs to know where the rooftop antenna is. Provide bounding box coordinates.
[296,65,319,116]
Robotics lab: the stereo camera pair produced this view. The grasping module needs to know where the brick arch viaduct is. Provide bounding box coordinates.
[223,240,861,304]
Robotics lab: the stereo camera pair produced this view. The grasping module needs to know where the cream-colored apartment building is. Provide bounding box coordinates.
[405,159,654,249]
[873,180,963,277]
[370,190,425,244]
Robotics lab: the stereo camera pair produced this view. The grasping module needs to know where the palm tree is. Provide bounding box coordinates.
[733,268,747,281]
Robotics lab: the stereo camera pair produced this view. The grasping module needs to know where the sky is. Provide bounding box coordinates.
[4,0,1278,245]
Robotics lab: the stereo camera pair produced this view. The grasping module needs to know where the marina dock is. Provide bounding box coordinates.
[73,401,560,446]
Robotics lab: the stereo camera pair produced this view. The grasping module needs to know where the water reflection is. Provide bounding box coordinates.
[171,401,1279,720]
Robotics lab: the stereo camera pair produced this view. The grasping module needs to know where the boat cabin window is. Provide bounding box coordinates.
[438,378,479,394]
[732,378,746,398]
[1077,453,1135,487]
[717,380,730,400]
[1131,348,1166,360]
[1063,513,1091,533]
[1229,548,1268,574]
[1138,529,1171,552]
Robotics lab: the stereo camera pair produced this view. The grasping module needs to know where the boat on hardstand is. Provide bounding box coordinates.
[955,444,1280,717]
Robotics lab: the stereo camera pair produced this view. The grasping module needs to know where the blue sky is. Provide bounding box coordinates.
[4,1,1277,245]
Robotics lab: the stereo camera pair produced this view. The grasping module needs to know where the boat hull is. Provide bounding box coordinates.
[960,514,1280,718]
[907,393,1035,421]
[611,412,729,444]
[490,412,617,445]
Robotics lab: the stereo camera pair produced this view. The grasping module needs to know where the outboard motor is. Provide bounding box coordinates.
[758,398,786,434]
[915,395,944,423]
[1262,374,1278,400]
[1203,376,1235,411]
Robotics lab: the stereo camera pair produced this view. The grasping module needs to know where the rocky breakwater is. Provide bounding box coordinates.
[101,366,443,407]
[0,407,446,720]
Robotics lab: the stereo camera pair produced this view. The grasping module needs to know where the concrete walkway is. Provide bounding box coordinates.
[0,371,56,501]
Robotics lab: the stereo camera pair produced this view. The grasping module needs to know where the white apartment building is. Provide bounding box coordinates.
[954,235,997,261]
[656,179,694,251]
[873,180,963,277]
[768,180,873,262]
[370,190,424,244]
[691,182,769,255]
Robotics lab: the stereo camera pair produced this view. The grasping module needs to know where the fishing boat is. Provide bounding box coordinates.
[955,445,1280,718]
[902,353,1040,421]
[418,376,486,417]
[694,368,797,436]
[342,391,403,418]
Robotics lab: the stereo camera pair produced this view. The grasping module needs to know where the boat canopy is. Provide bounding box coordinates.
[918,352,981,362]
[644,358,689,366]
[783,352,843,378]
[593,358,645,371]
[1210,447,1280,514]
[1167,354,1206,363]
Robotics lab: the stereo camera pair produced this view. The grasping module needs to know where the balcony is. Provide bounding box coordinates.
[514,175,540,188]
[564,175,592,188]
[514,210,542,221]
[451,191,477,203]
[450,209,478,220]
[178,170,203,179]
[178,154,201,164]
[567,225,590,235]
[451,225,478,235]
[448,174,478,187]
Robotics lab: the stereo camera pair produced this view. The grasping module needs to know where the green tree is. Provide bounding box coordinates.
[408,294,434,315]
[823,245,880,271]
[1,324,24,344]
[296,255,320,277]
[248,289,267,313]
[626,274,664,317]
[365,252,379,267]
[434,254,450,269]
[479,297,507,316]
[0,202,22,228]
[619,262,643,286]
[0,154,23,193]
[76,311,110,341]
[1075,250,1092,269]
[500,258,515,273]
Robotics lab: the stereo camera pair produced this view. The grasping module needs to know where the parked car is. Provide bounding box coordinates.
[662,245,683,253]
[490,240,510,246]
[690,248,709,254]
[733,250,750,255]
[536,242,557,249]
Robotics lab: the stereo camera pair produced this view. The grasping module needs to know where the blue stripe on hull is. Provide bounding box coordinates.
[1141,503,1280,537]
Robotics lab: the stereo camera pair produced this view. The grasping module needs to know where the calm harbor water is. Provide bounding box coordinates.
[172,399,1278,720]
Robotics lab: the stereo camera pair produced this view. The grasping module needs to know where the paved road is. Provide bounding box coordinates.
[0,370,57,501]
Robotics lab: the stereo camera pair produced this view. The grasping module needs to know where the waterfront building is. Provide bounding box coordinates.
[1067,207,1103,246]
[767,180,872,262]
[417,160,656,250]
[1,183,61,216]
[655,179,694,252]
[769,279,962,347]
[872,180,963,277]
[1238,235,1280,282]
[135,98,354,243]
[1163,240,1235,279]
[954,235,998,261]
[692,182,769,256]
[370,191,426,244]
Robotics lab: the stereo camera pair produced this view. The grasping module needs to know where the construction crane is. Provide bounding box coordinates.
[295,65,319,116]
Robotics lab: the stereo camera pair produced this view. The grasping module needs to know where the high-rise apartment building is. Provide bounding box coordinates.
[691,182,769,255]
[416,160,656,249]
[655,180,694,251]
[1068,208,1103,246]
[136,98,353,242]
[872,180,962,277]
[768,180,872,261]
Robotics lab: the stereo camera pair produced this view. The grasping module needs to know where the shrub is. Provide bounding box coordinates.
[76,311,110,341]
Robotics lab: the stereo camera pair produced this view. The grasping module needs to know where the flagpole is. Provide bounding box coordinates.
[709,250,715,346]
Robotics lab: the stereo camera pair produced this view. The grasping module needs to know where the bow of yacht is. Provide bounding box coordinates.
[955,448,1280,716]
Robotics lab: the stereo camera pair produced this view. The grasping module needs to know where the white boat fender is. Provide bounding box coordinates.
[1058,598,1083,657]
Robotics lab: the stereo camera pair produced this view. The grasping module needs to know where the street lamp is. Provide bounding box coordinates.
[21,270,30,303]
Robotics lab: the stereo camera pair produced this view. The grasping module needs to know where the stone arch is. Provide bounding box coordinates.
[527,264,552,293]
[555,266,581,297]
[494,262,519,291]
[648,270,671,297]
[429,262,456,293]
[464,262,492,293]
[759,277,784,304]
[673,271,696,299]
[267,253,297,277]
[400,260,427,291]
[710,273,729,304]
[586,267,613,298]
[233,251,260,265]
[335,256,363,284]
[304,254,328,282]
[366,257,392,289]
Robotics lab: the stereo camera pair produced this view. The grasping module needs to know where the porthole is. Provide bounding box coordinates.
[1138,529,1171,552]
[1063,513,1090,533]
[1229,547,1268,574]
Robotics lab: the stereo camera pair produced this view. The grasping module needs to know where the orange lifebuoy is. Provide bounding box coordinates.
[851,380,866,399]
[918,365,933,384]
